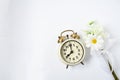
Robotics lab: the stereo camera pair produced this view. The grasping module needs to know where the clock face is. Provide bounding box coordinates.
[60,39,85,65]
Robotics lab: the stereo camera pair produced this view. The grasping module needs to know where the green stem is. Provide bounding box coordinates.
[108,62,119,80]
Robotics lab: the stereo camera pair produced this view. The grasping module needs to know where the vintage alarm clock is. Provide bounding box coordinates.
[57,30,85,69]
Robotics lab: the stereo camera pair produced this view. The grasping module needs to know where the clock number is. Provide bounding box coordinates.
[69,58,71,60]
[76,46,78,48]
[76,56,78,59]
[73,57,75,60]
[64,53,66,55]
[63,49,66,51]
[73,44,75,46]
[66,46,68,48]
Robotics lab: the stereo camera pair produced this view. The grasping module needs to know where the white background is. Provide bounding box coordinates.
[0,0,120,80]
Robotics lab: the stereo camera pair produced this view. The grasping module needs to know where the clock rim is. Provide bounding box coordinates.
[58,39,86,66]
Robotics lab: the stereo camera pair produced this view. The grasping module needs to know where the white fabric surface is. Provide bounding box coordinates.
[0,0,120,80]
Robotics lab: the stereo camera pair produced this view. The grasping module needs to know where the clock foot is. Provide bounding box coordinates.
[66,65,69,69]
[81,62,84,65]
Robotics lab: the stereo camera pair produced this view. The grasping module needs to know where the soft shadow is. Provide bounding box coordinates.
[83,47,91,64]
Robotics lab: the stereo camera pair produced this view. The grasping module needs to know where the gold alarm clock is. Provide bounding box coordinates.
[57,30,85,69]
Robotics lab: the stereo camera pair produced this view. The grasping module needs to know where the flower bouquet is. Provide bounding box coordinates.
[83,21,119,80]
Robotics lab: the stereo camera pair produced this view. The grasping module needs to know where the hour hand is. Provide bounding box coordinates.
[66,50,73,58]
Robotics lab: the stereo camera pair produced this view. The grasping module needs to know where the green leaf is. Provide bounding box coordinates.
[89,21,95,25]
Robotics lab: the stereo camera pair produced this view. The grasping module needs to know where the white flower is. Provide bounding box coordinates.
[83,21,106,50]
[84,34,104,51]
[85,21,104,36]
[83,21,119,79]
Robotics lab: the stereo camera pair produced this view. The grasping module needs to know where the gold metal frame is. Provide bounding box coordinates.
[58,30,80,43]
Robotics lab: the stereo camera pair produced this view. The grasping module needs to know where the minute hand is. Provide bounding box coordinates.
[69,43,72,51]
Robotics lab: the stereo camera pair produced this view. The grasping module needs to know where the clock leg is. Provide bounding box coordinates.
[81,62,84,65]
[66,65,69,69]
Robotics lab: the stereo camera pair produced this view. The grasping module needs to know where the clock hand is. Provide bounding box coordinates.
[66,50,73,58]
[69,43,72,51]
[66,43,74,58]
